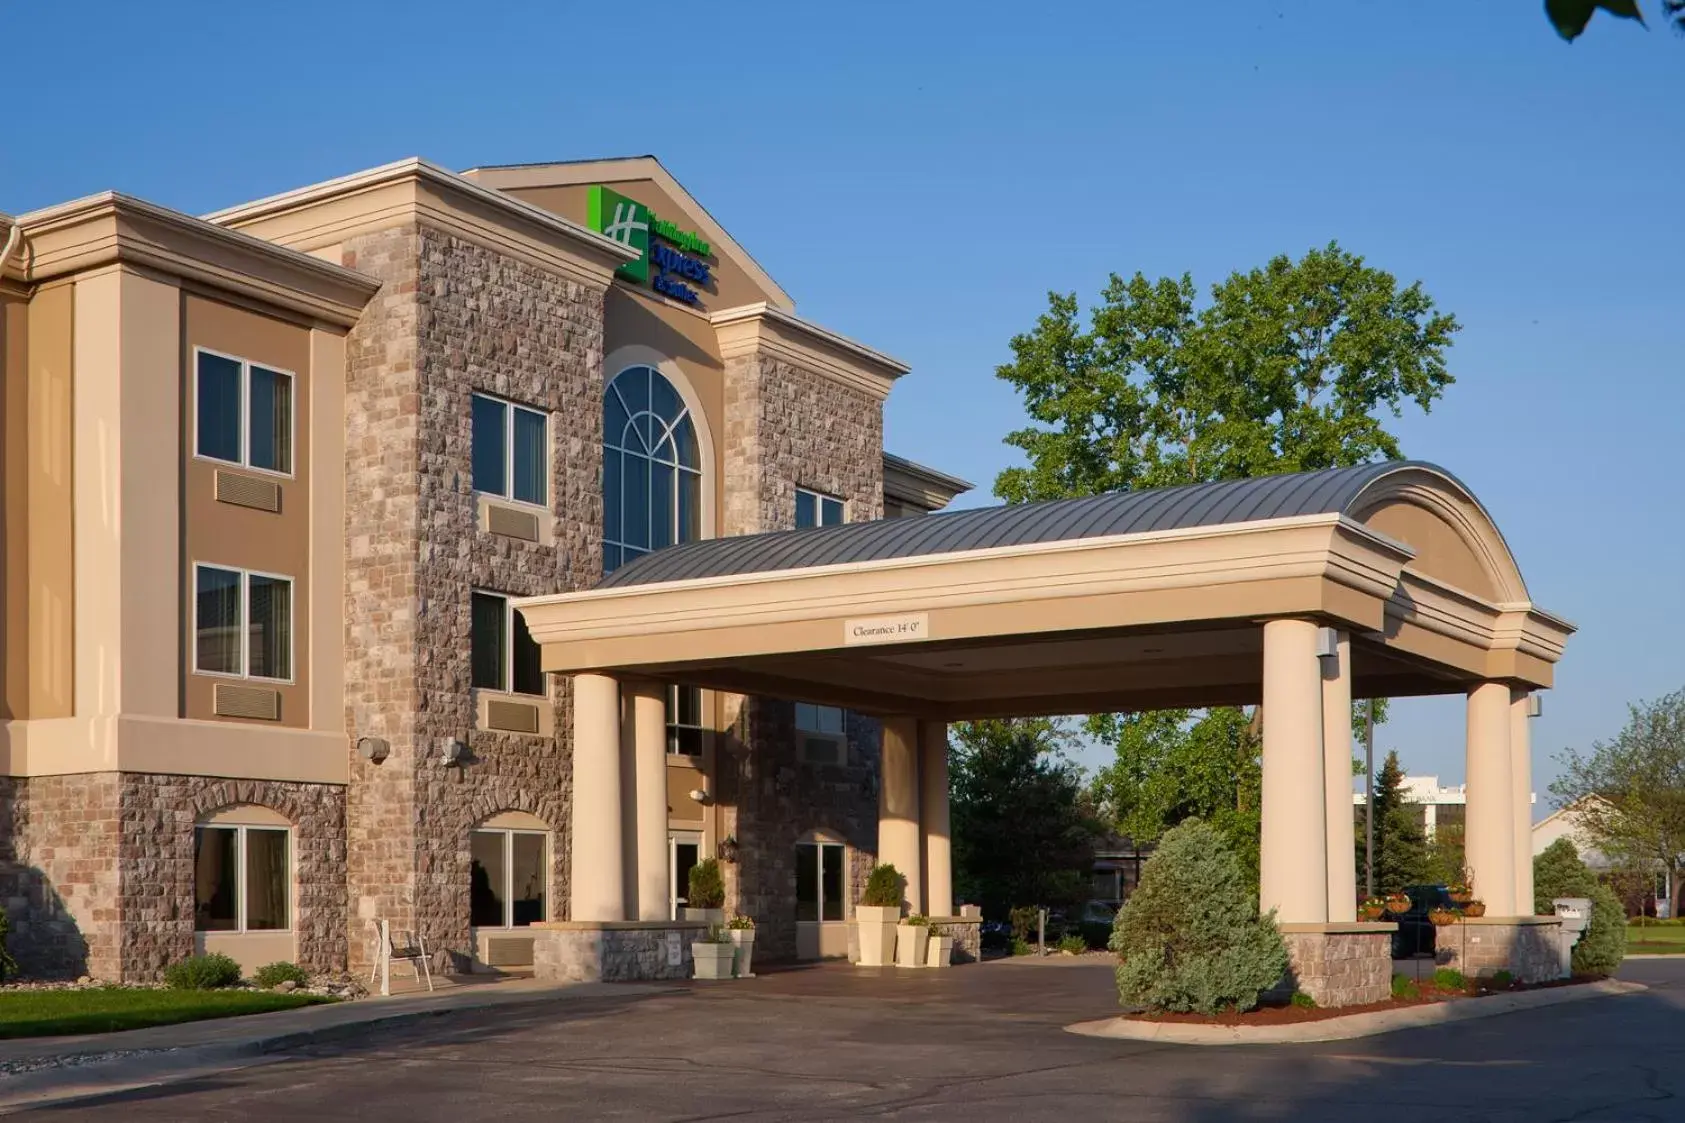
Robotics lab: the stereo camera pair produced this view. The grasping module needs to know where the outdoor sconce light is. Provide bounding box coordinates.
[1315,626,1340,660]
[357,737,390,764]
[717,835,741,864]
[1528,695,1543,718]
[688,788,713,806]
[439,739,468,768]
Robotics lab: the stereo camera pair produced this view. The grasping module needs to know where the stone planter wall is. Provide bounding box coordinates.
[531,921,708,982]
[1278,923,1396,1008]
[1435,916,1566,983]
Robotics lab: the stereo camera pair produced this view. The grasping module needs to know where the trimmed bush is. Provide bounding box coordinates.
[1008,906,1040,942]
[1432,967,1466,991]
[253,962,310,989]
[1109,818,1289,1015]
[1533,839,1627,975]
[1391,974,1420,1000]
[861,864,903,908]
[1009,935,1035,957]
[688,859,725,909]
[164,952,242,990]
[1489,969,1515,989]
[1057,933,1088,955]
[1289,991,1317,1010]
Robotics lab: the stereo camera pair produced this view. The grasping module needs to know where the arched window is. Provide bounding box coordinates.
[602,366,702,573]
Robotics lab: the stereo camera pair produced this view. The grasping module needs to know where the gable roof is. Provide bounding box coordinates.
[598,461,1484,589]
[461,156,793,311]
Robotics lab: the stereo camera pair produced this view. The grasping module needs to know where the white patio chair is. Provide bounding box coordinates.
[368,918,434,996]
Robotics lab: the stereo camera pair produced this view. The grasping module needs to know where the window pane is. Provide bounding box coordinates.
[673,842,699,912]
[603,449,622,546]
[471,395,507,497]
[196,353,242,463]
[821,844,845,921]
[511,605,544,696]
[794,702,815,731]
[651,371,683,427]
[511,833,547,926]
[244,828,289,930]
[678,471,701,544]
[247,575,291,680]
[819,706,845,735]
[651,462,674,551]
[673,416,699,469]
[822,497,845,527]
[623,454,650,549]
[194,826,238,932]
[617,367,650,423]
[603,386,630,451]
[674,685,702,727]
[512,408,547,505]
[795,490,816,529]
[470,592,507,691]
[795,844,818,922]
[248,367,292,474]
[470,831,507,927]
[603,544,622,574]
[195,566,243,675]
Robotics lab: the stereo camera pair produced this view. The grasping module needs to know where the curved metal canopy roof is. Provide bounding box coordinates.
[599,460,1469,590]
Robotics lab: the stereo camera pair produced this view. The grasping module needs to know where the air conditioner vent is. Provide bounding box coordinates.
[215,470,281,513]
[800,735,845,766]
[214,683,281,721]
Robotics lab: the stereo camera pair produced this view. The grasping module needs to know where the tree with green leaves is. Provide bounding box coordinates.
[1550,686,1685,918]
[1533,838,1628,975]
[997,243,1458,864]
[1361,750,1431,894]
[949,718,1104,919]
[1545,0,1685,41]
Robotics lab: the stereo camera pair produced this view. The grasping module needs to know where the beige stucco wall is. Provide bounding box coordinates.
[1359,497,1499,601]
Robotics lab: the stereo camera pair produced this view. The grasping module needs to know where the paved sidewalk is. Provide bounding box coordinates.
[0,977,670,1114]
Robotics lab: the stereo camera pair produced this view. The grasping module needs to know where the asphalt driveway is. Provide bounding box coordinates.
[23,957,1685,1121]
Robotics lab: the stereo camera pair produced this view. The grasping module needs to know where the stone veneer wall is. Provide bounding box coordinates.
[531,922,705,983]
[1,773,344,982]
[1436,918,1567,983]
[1279,928,1393,1008]
[716,349,887,961]
[340,224,604,972]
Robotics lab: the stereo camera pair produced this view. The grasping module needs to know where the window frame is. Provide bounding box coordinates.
[469,827,551,929]
[471,391,550,509]
[192,346,297,479]
[666,683,707,757]
[193,823,293,935]
[470,589,545,698]
[795,840,848,924]
[191,562,295,684]
[601,364,704,574]
[794,487,846,529]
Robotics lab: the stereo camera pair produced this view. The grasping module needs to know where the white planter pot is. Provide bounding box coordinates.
[855,905,901,966]
[927,934,954,969]
[728,929,755,978]
[895,924,931,968]
[683,907,725,928]
[692,942,734,980]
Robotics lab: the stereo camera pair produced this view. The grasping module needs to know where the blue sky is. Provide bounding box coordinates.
[5,1,1681,807]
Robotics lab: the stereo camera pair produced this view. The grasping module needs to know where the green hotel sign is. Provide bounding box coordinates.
[587,185,713,307]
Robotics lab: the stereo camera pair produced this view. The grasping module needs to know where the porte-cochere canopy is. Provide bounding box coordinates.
[516,462,1573,721]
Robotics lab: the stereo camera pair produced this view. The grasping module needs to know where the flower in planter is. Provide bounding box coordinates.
[1428,907,1461,927]
[1462,899,1487,918]
[902,914,930,928]
[1358,897,1388,920]
[726,915,755,930]
[1384,892,1412,914]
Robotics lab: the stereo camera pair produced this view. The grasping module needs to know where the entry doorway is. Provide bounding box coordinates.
[795,835,849,959]
[670,831,701,919]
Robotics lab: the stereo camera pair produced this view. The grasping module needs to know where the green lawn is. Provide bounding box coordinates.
[1627,922,1685,955]
[0,988,333,1039]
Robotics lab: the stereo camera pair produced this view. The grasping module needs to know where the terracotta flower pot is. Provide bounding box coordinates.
[1358,904,1385,921]
[1463,900,1487,918]
[1428,908,1460,927]
[1385,895,1412,915]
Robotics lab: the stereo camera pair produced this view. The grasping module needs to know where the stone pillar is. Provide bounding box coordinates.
[1260,619,1328,924]
[1321,632,1357,923]
[1511,689,1535,914]
[571,673,626,922]
[1465,681,1517,917]
[626,680,670,922]
[919,720,953,918]
[879,716,922,913]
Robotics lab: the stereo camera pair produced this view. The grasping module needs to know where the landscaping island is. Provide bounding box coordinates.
[0,987,332,1039]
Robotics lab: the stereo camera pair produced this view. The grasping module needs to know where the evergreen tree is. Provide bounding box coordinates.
[1359,751,1430,893]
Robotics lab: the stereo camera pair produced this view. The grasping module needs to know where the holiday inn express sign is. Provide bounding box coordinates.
[587,185,713,307]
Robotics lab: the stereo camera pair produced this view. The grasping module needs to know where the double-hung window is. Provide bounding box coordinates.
[472,393,548,506]
[194,824,290,933]
[795,487,845,529]
[471,591,544,696]
[194,564,293,681]
[470,829,549,928]
[195,349,294,475]
[666,684,706,756]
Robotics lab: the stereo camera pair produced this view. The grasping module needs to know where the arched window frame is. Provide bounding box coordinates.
[600,354,713,574]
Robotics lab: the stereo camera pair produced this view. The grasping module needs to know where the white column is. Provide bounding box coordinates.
[1321,632,1357,923]
[1424,802,1438,840]
[1511,689,1534,915]
[571,673,626,922]
[627,680,670,922]
[878,716,922,913]
[1260,619,1328,924]
[919,720,953,919]
[1465,681,1517,916]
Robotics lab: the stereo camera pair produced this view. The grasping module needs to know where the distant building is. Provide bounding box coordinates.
[1354,775,1535,839]
[1531,797,1614,871]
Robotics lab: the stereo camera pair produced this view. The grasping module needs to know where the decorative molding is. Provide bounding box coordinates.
[883,452,973,512]
[712,302,908,401]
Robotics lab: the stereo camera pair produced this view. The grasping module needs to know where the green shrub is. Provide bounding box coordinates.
[1489,969,1515,989]
[688,859,725,909]
[252,962,309,989]
[1391,974,1420,1000]
[1432,967,1466,991]
[164,952,242,990]
[1109,818,1289,1015]
[903,914,930,927]
[1009,935,1035,956]
[1533,838,1595,914]
[861,864,903,908]
[0,909,19,983]
[1008,905,1040,941]
[1057,933,1088,955]
[1573,883,1628,975]
[1289,991,1317,1010]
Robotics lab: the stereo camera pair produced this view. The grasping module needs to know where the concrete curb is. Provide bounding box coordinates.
[1064,979,1647,1046]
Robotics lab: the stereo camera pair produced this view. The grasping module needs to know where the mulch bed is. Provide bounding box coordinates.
[1121,974,1609,1026]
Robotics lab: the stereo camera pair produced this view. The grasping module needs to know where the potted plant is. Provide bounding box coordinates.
[691,925,734,980]
[1462,899,1487,918]
[1358,896,1387,922]
[896,914,931,968]
[684,858,726,927]
[856,863,904,966]
[1428,907,1460,927]
[1384,891,1412,915]
[726,915,756,978]
[926,924,954,969]
[1447,872,1474,905]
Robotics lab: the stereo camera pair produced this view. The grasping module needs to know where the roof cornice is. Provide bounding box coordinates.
[8,192,379,327]
[712,301,908,401]
[883,452,974,511]
[205,158,638,290]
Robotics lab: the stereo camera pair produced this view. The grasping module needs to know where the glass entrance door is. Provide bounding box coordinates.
[669,831,701,919]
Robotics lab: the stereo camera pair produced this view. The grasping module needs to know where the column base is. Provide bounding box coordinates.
[1433,916,1566,983]
[531,920,707,982]
[1274,922,1397,1008]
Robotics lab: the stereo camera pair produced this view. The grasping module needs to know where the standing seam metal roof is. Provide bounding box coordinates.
[596,461,1465,590]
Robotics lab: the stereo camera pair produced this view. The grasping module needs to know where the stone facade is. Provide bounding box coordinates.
[1278,926,1394,1008]
[0,773,121,978]
[1436,917,1567,983]
[341,223,606,972]
[532,922,706,983]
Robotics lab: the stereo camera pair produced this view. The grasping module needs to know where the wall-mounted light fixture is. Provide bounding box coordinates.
[439,739,468,768]
[717,835,741,864]
[357,737,390,764]
[688,788,713,806]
